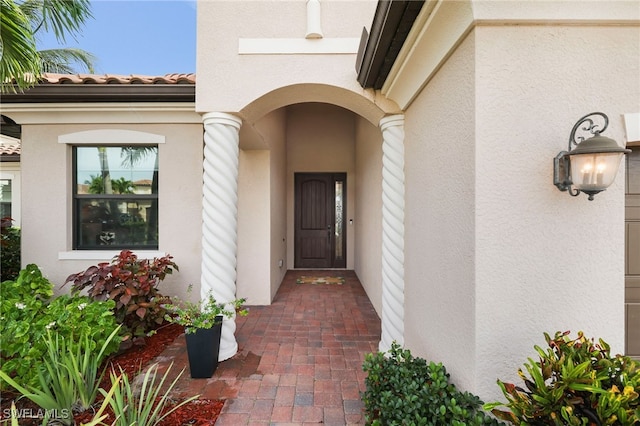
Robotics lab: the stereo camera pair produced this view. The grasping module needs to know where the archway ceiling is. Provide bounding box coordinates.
[240,83,400,128]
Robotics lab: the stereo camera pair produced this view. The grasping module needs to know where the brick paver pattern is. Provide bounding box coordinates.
[152,270,381,425]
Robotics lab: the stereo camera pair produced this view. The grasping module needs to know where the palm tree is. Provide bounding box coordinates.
[111,177,134,195]
[121,147,159,244]
[85,174,135,195]
[0,0,95,93]
[85,174,104,194]
[0,0,40,92]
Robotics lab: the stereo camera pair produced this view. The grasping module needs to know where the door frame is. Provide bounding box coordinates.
[294,172,347,269]
[625,147,640,357]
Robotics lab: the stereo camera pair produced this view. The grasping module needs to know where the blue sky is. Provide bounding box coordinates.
[37,0,196,76]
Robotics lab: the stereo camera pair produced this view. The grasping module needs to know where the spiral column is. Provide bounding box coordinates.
[201,112,243,361]
[379,114,406,352]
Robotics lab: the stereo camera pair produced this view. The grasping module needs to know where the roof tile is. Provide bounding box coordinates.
[39,73,196,85]
[0,143,21,156]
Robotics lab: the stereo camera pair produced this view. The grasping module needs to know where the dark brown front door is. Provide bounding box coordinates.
[295,173,346,268]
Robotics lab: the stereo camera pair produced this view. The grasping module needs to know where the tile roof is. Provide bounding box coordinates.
[0,143,21,157]
[39,73,196,85]
[3,73,196,103]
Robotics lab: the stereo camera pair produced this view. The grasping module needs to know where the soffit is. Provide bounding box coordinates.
[0,115,21,140]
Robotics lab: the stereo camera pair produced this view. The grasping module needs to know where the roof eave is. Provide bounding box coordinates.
[1,84,195,103]
[356,0,425,90]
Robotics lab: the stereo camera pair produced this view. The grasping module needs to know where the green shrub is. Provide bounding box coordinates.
[103,362,198,425]
[0,218,20,282]
[0,265,121,389]
[64,249,178,338]
[485,331,640,425]
[362,342,503,426]
[0,327,120,424]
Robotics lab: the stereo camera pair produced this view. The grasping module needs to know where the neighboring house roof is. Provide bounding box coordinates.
[2,73,196,103]
[0,140,20,162]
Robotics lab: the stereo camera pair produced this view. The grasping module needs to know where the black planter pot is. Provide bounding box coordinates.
[184,315,223,378]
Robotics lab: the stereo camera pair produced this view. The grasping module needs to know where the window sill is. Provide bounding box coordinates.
[58,250,166,261]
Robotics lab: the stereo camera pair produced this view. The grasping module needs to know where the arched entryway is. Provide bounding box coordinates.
[200,83,406,360]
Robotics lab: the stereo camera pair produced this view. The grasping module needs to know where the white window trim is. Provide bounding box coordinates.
[58,129,165,259]
[58,250,167,261]
[59,129,166,145]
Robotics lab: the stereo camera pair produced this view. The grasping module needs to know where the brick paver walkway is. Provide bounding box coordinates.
[153,270,381,425]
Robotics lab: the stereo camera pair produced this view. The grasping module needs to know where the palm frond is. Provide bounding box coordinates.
[26,0,93,43]
[18,0,44,33]
[0,0,41,93]
[120,147,158,168]
[39,48,96,74]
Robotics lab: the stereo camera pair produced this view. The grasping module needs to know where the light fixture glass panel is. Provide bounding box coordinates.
[570,152,625,192]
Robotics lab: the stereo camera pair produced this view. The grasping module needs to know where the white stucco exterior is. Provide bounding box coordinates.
[3,108,204,303]
[4,0,639,404]
[396,0,639,399]
[195,0,640,400]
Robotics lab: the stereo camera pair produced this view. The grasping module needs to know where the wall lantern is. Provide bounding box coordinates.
[554,112,630,200]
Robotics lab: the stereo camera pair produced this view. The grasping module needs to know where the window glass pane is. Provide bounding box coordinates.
[0,179,11,218]
[78,198,158,248]
[74,145,158,249]
[76,146,158,195]
[335,180,344,261]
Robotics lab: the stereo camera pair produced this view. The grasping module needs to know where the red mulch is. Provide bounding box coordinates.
[0,323,224,425]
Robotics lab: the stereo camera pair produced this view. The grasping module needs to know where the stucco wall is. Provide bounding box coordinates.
[267,111,288,300]
[403,32,477,390]
[237,108,289,304]
[354,116,383,315]
[473,24,638,400]
[286,103,356,269]
[196,0,377,114]
[237,150,271,304]
[20,123,203,302]
[403,21,639,402]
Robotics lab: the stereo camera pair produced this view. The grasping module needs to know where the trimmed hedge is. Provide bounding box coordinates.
[362,342,503,426]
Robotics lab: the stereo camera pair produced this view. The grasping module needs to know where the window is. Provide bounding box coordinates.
[0,178,12,219]
[0,169,20,227]
[73,146,158,249]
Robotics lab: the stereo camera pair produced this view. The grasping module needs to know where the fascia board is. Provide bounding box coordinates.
[381,0,473,110]
[381,0,640,111]
[0,103,201,124]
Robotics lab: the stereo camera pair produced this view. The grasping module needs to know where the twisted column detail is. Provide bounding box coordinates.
[201,112,243,361]
[379,114,405,352]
